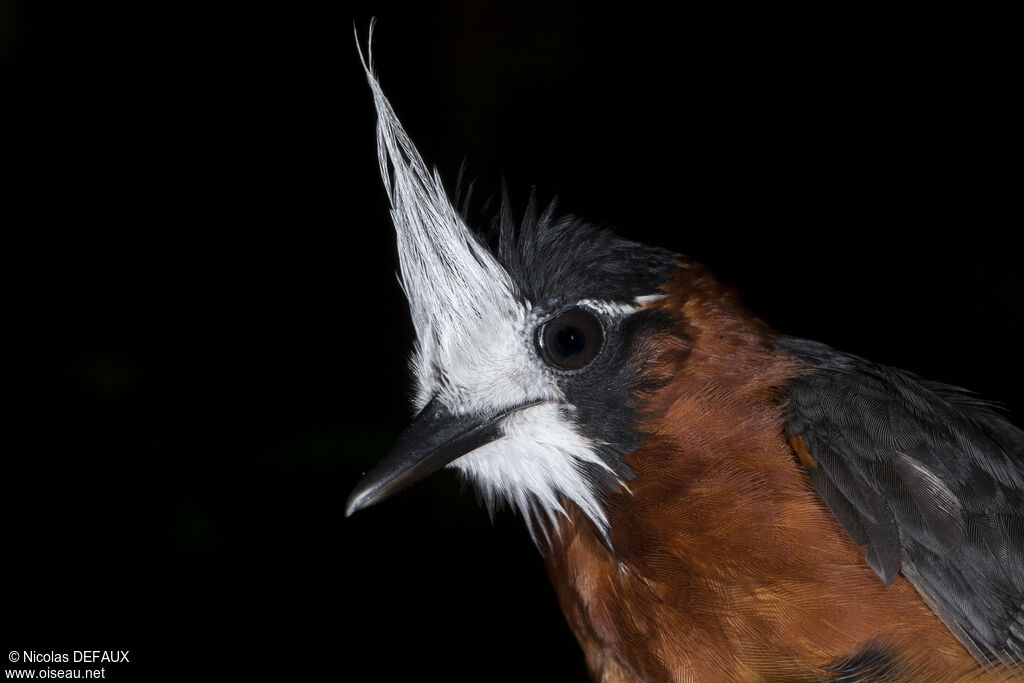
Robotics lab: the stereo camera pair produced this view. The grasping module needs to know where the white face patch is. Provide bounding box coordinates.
[448,390,620,546]
[426,294,638,544]
[360,29,636,545]
[437,300,636,545]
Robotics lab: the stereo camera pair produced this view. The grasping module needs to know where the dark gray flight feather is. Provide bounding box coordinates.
[776,336,1024,667]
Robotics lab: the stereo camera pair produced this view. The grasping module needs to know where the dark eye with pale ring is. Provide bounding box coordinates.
[536,307,604,371]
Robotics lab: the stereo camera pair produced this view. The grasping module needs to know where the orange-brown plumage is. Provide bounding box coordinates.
[542,260,1012,681]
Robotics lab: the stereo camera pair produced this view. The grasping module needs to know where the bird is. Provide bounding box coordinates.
[345,29,1024,682]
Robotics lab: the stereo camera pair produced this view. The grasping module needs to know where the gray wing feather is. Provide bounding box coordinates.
[776,336,1024,666]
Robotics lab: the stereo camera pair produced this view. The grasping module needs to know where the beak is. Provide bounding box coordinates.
[345,398,531,517]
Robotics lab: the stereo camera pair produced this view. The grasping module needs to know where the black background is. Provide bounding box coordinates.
[4,1,1020,680]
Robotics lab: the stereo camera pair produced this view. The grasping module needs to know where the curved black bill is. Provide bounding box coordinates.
[345,398,525,517]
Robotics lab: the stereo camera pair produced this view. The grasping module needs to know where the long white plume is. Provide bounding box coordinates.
[356,23,532,414]
[356,24,626,547]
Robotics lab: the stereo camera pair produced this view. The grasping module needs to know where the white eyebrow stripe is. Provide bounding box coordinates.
[576,299,639,318]
[634,293,668,306]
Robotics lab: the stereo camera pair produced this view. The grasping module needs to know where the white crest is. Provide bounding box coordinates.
[357,25,631,544]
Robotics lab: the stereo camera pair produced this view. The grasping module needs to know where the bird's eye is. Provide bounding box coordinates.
[536,308,604,371]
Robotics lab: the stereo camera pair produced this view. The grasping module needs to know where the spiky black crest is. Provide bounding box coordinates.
[476,189,678,312]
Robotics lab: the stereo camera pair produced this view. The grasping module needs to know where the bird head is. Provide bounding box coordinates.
[345,35,677,548]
